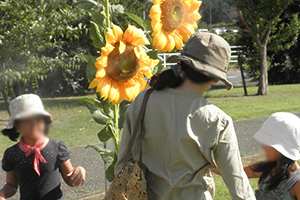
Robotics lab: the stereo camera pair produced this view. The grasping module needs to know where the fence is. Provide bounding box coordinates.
[157,46,243,68]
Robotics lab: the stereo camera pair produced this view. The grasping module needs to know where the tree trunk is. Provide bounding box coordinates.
[257,44,269,95]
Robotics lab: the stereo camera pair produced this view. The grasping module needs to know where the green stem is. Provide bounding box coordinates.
[113,104,119,154]
[105,0,111,29]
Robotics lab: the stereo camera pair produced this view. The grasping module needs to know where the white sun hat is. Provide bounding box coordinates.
[253,112,300,161]
[4,94,52,130]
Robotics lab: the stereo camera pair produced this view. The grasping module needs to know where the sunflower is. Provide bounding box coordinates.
[88,25,159,105]
[150,0,202,52]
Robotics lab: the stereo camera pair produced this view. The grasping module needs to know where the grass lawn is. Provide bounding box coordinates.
[214,176,258,200]
[206,84,300,121]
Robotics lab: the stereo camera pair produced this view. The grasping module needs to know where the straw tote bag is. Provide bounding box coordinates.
[104,89,153,200]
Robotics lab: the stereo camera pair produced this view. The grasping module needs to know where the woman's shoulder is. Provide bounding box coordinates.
[197,104,233,123]
[292,179,300,198]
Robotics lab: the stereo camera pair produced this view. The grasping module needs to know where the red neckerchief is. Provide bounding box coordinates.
[18,137,47,177]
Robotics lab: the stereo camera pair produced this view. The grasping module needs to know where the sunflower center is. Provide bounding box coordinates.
[160,0,185,32]
[106,43,141,81]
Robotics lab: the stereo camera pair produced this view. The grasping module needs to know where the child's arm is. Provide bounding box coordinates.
[212,165,261,179]
[0,171,18,200]
[59,159,85,187]
[244,165,261,179]
[292,180,300,200]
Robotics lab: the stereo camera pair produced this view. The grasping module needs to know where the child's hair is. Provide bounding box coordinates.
[252,155,295,191]
[2,118,51,141]
[149,62,214,90]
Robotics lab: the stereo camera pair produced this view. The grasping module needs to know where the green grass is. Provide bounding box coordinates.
[0,95,102,154]
[205,84,300,121]
[214,176,258,200]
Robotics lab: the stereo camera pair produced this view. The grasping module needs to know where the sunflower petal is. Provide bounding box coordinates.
[119,41,126,54]
[95,67,106,78]
[101,43,115,57]
[95,56,108,68]
[134,47,141,59]
[108,81,120,105]
[112,24,123,43]
[149,4,161,14]
[153,32,167,52]
[105,28,116,44]
[122,25,135,44]
[163,34,176,52]
[152,0,161,5]
[96,76,111,101]
[173,32,183,49]
[88,78,100,89]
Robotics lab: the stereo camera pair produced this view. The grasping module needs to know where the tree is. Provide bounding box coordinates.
[268,3,300,84]
[0,0,91,108]
[232,0,297,95]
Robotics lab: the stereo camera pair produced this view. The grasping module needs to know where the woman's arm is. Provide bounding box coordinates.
[59,159,85,187]
[214,117,256,200]
[0,171,18,200]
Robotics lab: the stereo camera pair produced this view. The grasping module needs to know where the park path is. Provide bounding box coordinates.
[1,113,299,200]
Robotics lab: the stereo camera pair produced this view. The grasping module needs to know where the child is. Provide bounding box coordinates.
[0,94,86,200]
[213,112,300,199]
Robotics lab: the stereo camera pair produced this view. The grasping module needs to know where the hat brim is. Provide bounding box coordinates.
[167,55,233,90]
[253,129,300,161]
[4,110,52,130]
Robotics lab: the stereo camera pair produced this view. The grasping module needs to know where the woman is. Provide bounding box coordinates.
[115,32,255,200]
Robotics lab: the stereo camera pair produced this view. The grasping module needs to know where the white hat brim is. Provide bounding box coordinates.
[4,110,52,130]
[254,129,300,161]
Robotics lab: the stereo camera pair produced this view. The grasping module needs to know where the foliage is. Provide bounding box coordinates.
[0,0,92,105]
[237,2,300,83]
[267,3,300,84]
[199,0,237,25]
[233,0,299,95]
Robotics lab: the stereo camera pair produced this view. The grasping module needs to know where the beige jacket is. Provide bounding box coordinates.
[115,88,255,200]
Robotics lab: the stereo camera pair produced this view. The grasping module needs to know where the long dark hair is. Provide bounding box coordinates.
[150,62,214,90]
[252,155,295,191]
[2,118,51,141]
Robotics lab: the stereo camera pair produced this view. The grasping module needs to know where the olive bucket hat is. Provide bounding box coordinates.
[167,32,233,90]
[3,94,52,131]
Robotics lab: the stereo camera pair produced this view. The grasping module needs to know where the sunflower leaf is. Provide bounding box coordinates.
[106,160,116,182]
[118,104,130,130]
[85,54,97,82]
[84,102,110,125]
[85,144,114,163]
[110,4,124,16]
[126,12,149,31]
[89,21,105,48]
[73,0,99,10]
[74,97,103,108]
[98,123,116,142]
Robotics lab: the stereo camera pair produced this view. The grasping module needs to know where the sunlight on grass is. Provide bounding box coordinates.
[214,176,258,200]
[206,84,300,121]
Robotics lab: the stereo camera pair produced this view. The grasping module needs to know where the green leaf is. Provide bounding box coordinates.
[102,100,114,118]
[126,12,149,30]
[106,161,116,182]
[118,104,129,129]
[85,54,97,82]
[85,103,110,125]
[89,21,105,49]
[98,123,116,142]
[74,97,102,108]
[90,11,105,28]
[110,4,124,16]
[73,0,99,10]
[85,145,114,163]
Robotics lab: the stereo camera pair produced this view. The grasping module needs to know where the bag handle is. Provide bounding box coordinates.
[122,88,154,169]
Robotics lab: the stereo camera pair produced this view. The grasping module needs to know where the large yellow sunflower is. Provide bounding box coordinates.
[89,25,159,105]
[150,0,202,52]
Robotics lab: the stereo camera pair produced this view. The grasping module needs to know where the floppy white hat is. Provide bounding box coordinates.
[4,94,52,130]
[253,112,300,161]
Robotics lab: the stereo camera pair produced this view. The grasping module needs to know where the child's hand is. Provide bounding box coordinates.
[66,166,86,187]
